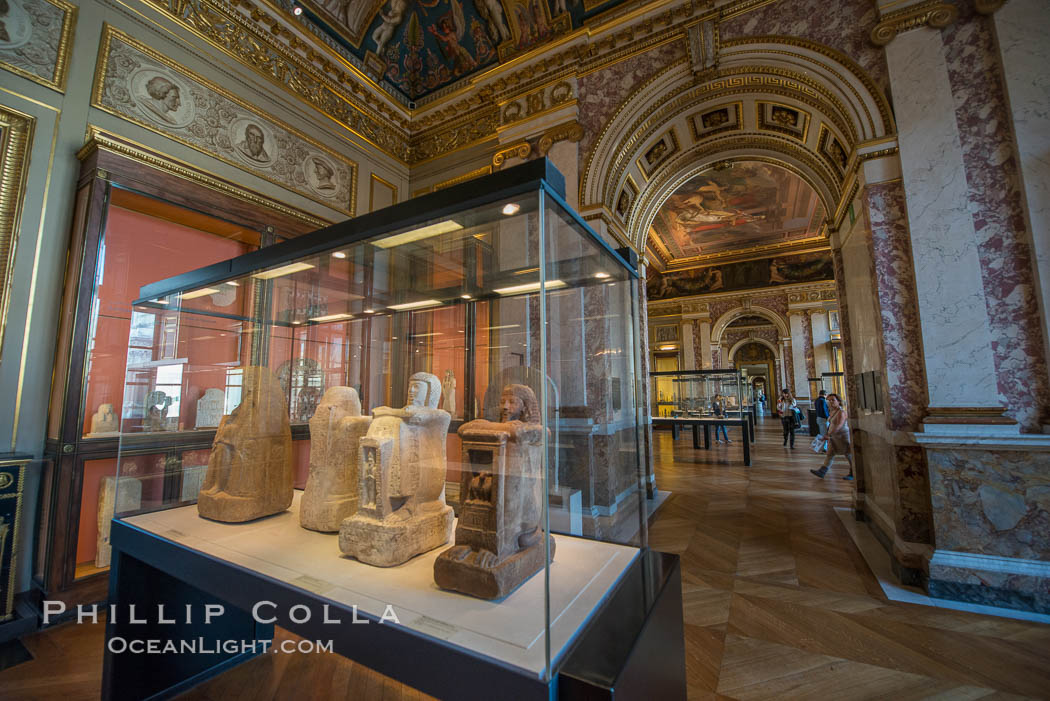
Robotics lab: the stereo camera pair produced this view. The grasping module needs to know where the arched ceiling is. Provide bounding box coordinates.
[648,161,825,267]
[728,315,775,328]
[298,0,634,102]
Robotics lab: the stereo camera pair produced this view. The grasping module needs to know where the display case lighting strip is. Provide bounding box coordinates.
[371,220,463,249]
[411,332,443,338]
[388,299,444,310]
[481,324,520,331]
[309,313,353,322]
[493,280,566,295]
[252,262,316,280]
[179,287,220,300]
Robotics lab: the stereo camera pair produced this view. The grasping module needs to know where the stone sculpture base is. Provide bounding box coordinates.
[339,505,453,567]
[198,491,291,523]
[434,535,555,600]
[300,496,357,533]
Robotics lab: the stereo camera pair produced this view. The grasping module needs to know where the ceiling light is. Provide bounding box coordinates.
[501,203,520,216]
[292,5,302,15]
[332,251,347,259]
[493,280,566,295]
[412,332,443,338]
[594,272,610,279]
[252,262,315,280]
[388,299,443,310]
[658,345,677,351]
[482,324,520,331]
[152,299,169,305]
[226,281,239,287]
[372,220,462,249]
[489,345,509,349]
[180,287,220,300]
[461,294,472,300]
[364,309,375,314]
[309,313,353,322]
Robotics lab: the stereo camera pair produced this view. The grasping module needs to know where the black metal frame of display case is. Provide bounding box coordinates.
[649,369,756,439]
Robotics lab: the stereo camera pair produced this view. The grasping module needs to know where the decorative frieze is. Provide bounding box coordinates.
[871,1,959,46]
[0,0,75,91]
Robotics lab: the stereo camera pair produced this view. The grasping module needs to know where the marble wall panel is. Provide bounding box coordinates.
[886,28,1000,407]
[720,0,888,91]
[578,40,688,171]
[863,182,928,431]
[943,8,1049,432]
[927,448,1050,561]
[895,445,932,544]
[801,313,815,379]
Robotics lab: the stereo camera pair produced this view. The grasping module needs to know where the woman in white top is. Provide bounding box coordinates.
[810,393,854,480]
[776,389,797,448]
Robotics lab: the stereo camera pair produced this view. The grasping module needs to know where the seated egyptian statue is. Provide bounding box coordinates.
[300,387,371,532]
[434,384,554,599]
[339,372,452,566]
[91,403,118,434]
[198,367,293,522]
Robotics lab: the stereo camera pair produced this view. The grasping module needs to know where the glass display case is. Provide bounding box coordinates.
[650,369,746,419]
[104,161,675,699]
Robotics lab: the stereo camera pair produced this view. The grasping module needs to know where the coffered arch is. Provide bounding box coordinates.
[728,337,781,362]
[712,305,789,343]
[579,36,895,256]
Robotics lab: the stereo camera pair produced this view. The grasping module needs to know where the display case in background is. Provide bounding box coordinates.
[650,369,746,419]
[104,160,681,699]
[37,132,326,608]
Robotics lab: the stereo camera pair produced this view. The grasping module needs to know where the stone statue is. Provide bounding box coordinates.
[144,390,172,432]
[95,473,142,568]
[434,384,554,599]
[339,372,453,566]
[197,367,293,522]
[195,388,225,429]
[441,369,457,416]
[300,387,372,532]
[90,403,118,434]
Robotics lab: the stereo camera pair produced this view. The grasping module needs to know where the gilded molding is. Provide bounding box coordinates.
[870,1,959,46]
[975,0,1007,14]
[492,142,532,169]
[81,127,331,229]
[537,120,584,157]
[368,173,398,212]
[0,0,76,92]
[0,106,34,363]
[499,80,576,129]
[433,166,493,192]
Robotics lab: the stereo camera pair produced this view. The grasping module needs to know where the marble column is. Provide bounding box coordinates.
[810,310,831,377]
[885,27,1003,415]
[788,314,808,400]
[681,321,696,370]
[990,0,1050,431]
[698,320,712,369]
[780,338,794,395]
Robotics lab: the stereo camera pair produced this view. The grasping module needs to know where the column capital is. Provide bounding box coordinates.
[975,0,1007,14]
[871,1,959,46]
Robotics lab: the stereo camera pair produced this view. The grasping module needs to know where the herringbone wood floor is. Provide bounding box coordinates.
[3,416,1050,699]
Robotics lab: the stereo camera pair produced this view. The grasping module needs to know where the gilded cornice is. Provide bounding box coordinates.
[870,1,959,46]
[975,0,1007,14]
[648,280,838,311]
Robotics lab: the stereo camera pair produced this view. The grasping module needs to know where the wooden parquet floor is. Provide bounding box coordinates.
[4,416,1050,700]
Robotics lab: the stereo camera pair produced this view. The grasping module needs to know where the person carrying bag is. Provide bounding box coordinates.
[776,389,797,448]
[810,393,854,480]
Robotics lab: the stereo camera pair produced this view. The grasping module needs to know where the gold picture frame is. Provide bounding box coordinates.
[0,105,35,362]
[0,0,76,92]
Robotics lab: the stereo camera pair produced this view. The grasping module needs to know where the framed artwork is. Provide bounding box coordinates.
[756,101,810,142]
[818,124,849,176]
[0,0,76,91]
[689,102,742,141]
[0,105,34,361]
[653,325,679,343]
[615,175,638,222]
[637,128,679,178]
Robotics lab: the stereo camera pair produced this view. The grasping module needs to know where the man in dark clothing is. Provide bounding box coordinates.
[815,390,829,453]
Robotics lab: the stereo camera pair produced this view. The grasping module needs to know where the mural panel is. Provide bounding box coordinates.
[650,161,826,260]
[0,0,75,90]
[92,27,357,216]
[647,251,835,301]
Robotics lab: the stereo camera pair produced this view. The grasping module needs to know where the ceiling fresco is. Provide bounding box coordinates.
[648,161,826,263]
[301,0,630,102]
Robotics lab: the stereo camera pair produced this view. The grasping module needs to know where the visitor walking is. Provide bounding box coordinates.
[810,393,854,480]
[814,389,829,453]
[711,393,732,443]
[777,389,797,448]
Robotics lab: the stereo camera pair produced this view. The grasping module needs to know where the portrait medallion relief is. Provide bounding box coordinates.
[129,68,195,128]
[305,154,339,199]
[229,117,275,166]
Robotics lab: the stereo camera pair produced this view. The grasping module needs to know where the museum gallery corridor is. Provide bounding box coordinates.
[3,417,1050,700]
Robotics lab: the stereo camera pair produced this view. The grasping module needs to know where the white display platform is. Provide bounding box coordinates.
[124,492,639,676]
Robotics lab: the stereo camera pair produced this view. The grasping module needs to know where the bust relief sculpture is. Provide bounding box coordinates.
[339,372,453,566]
[434,384,554,599]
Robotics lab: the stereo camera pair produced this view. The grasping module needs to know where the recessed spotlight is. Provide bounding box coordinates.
[293,5,303,15]
[364,309,375,314]
[332,251,347,259]
[461,294,472,300]
[594,272,610,279]
[502,203,520,216]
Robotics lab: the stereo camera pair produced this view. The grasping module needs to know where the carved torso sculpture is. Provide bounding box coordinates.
[91,403,118,434]
[339,372,453,566]
[197,367,293,522]
[300,387,372,532]
[434,384,555,599]
[441,369,457,416]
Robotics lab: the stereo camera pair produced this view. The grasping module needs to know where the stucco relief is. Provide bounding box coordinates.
[93,29,357,216]
[943,9,1049,432]
[0,0,73,89]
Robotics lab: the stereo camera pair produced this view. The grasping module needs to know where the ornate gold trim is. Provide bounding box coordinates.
[637,126,681,180]
[0,0,76,92]
[492,142,532,170]
[91,26,357,217]
[975,0,1007,14]
[755,100,811,142]
[433,165,492,191]
[0,458,27,619]
[689,101,744,141]
[537,120,584,157]
[0,106,34,365]
[871,1,959,46]
[83,127,331,229]
[368,173,399,212]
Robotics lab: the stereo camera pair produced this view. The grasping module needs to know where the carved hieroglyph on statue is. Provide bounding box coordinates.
[90,403,118,434]
[195,388,224,429]
[198,367,293,522]
[339,372,453,566]
[434,384,554,599]
[95,474,142,568]
[300,387,372,532]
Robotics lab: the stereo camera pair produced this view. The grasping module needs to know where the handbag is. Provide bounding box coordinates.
[810,435,825,453]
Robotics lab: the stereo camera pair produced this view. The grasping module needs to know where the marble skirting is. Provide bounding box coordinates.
[928,550,1050,614]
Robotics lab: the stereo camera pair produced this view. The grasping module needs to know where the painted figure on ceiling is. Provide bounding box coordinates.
[428,9,477,75]
[476,0,511,43]
[372,0,408,58]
